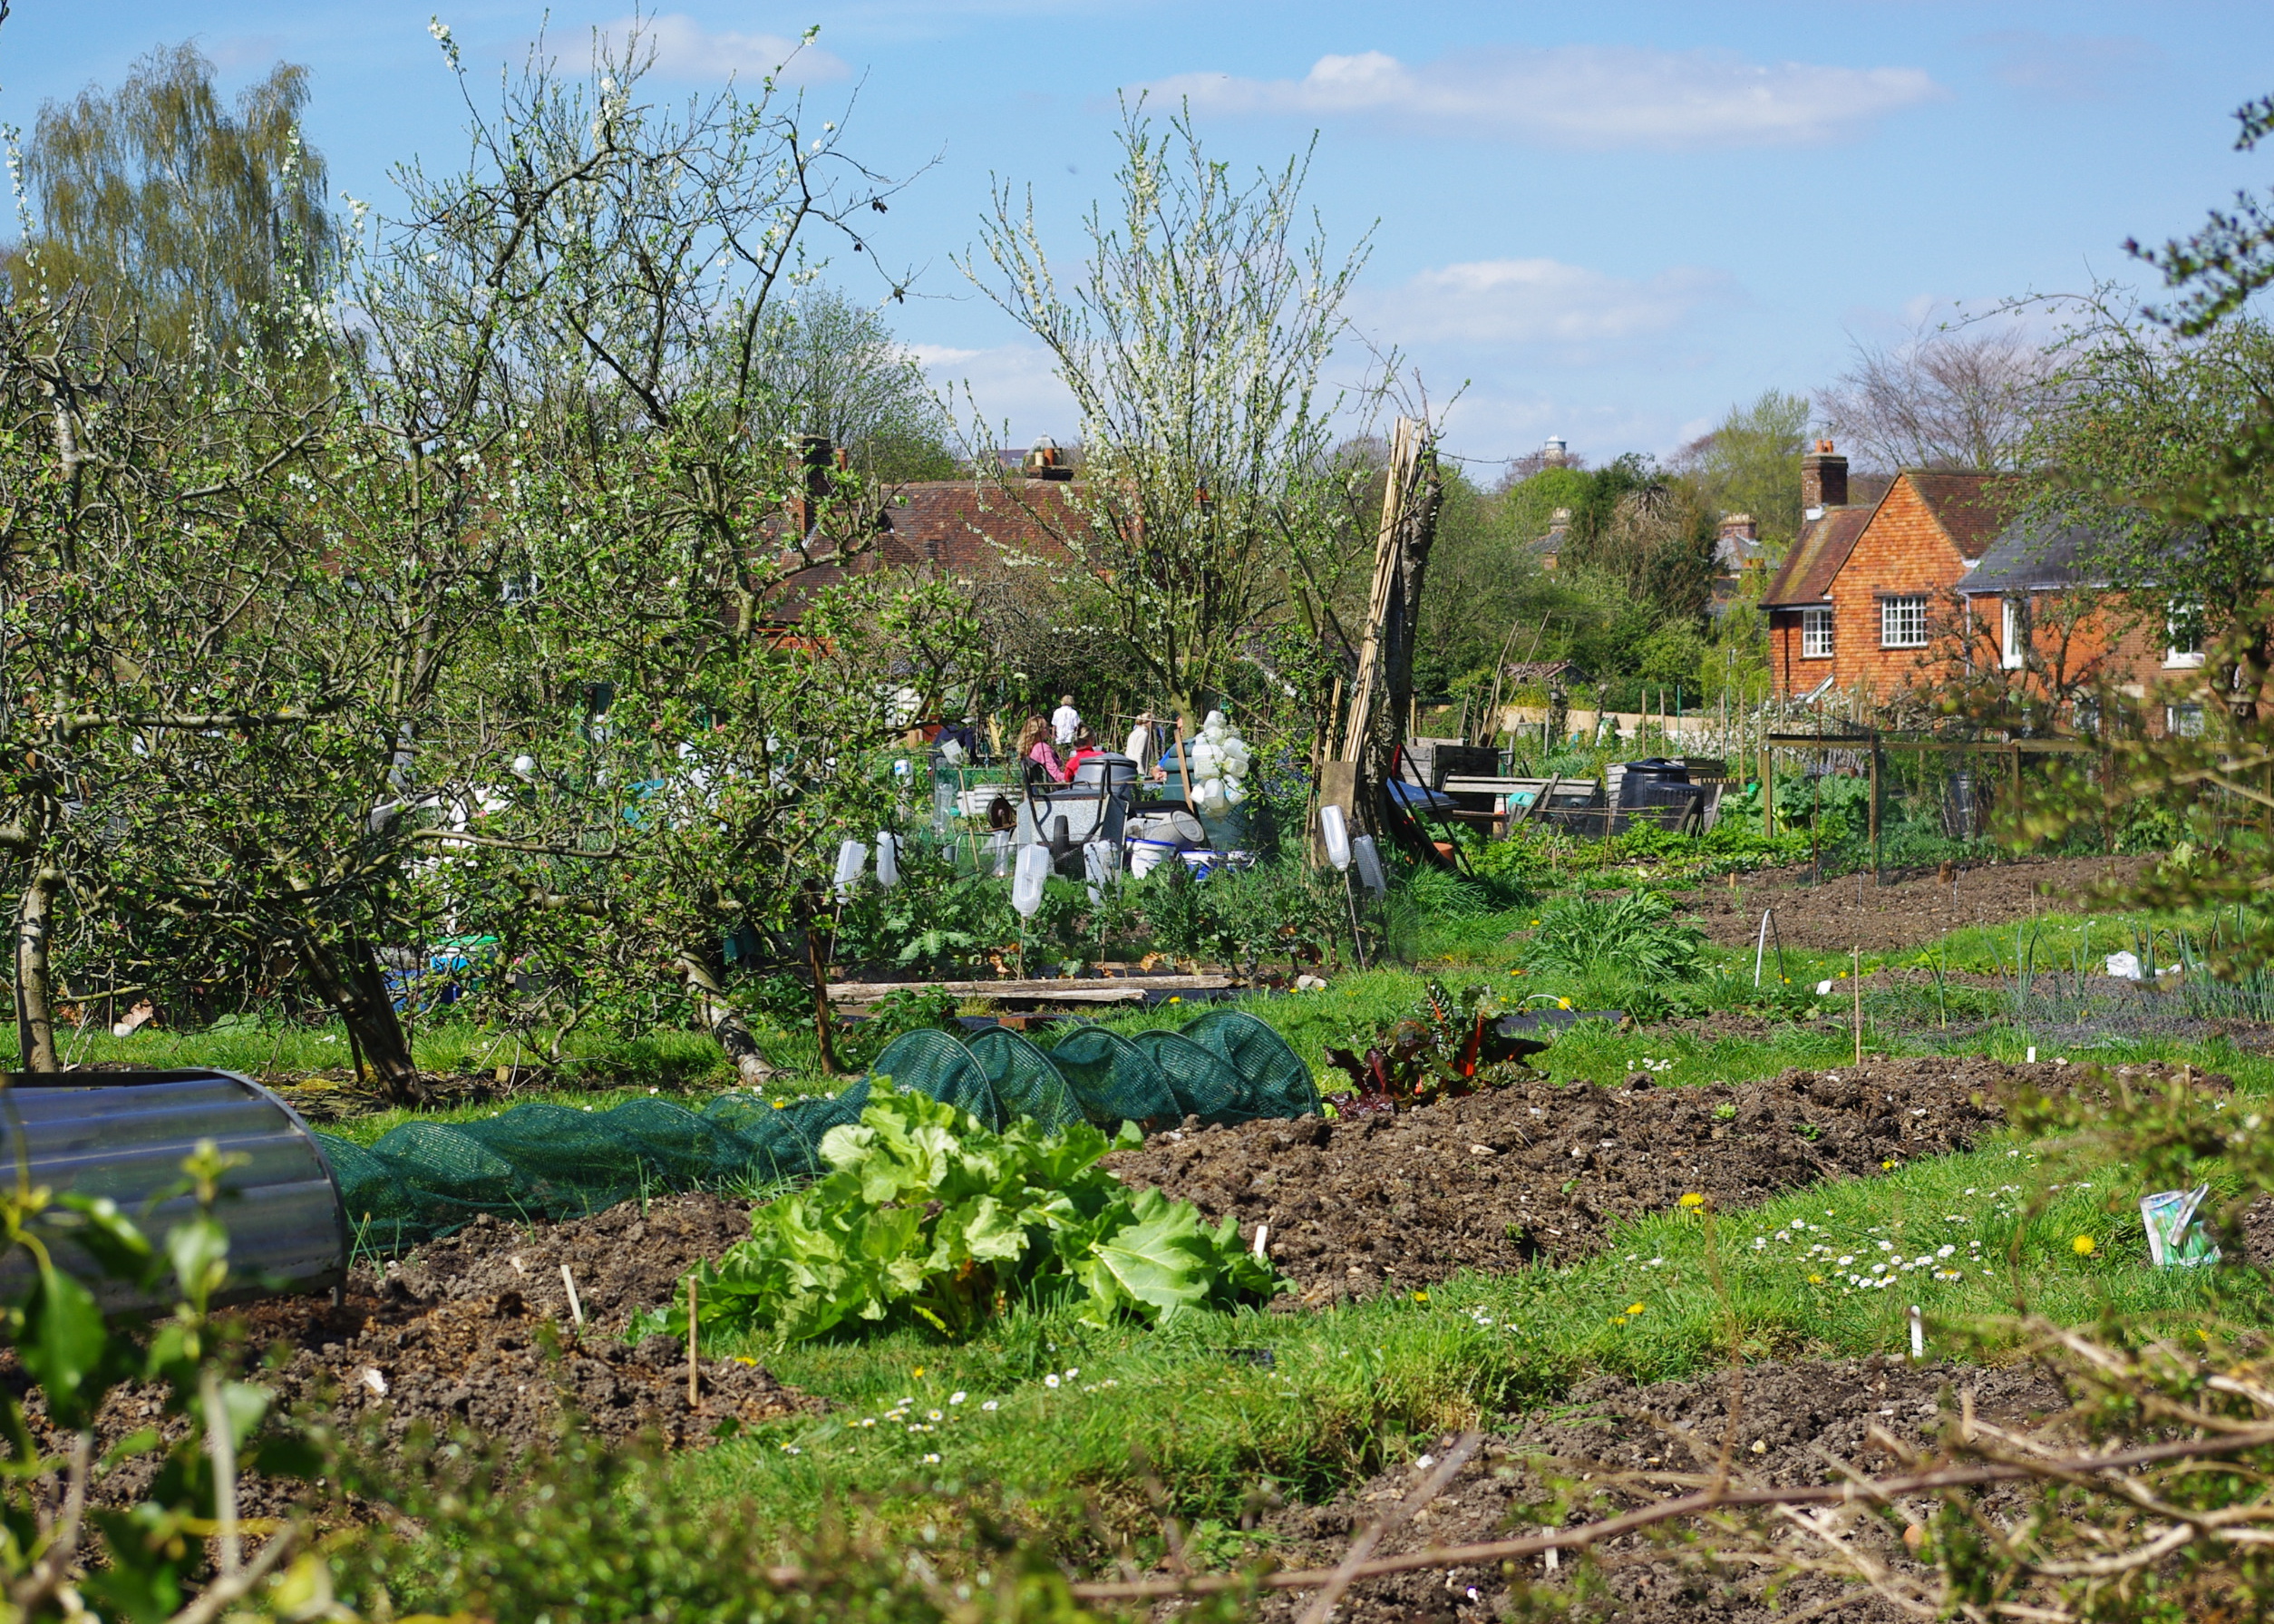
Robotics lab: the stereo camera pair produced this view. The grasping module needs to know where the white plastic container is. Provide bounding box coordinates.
[1351,833,1386,896]
[1012,842,1052,917]
[1128,837,1178,878]
[873,831,899,890]
[833,837,869,901]
[1318,803,1352,871]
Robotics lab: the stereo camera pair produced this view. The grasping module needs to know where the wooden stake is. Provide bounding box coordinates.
[686,1275,700,1408]
[1852,946,1863,1066]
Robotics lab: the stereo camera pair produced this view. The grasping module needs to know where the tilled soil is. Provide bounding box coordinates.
[1103,1058,2207,1304]
[1682,853,2143,952]
[15,1192,810,1510]
[1245,1356,2065,1623]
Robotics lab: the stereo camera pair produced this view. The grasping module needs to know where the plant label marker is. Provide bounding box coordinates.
[1852,947,1863,1066]
[560,1263,585,1330]
[1252,1223,1269,1259]
[687,1276,700,1408]
[1909,1305,1924,1360]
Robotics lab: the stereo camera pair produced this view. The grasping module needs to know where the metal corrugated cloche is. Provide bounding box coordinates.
[0,1069,349,1315]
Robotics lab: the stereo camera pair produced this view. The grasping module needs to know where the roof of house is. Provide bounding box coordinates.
[1760,470,2016,608]
[875,479,1086,575]
[1907,472,2018,560]
[1958,519,2112,597]
[1760,503,1875,607]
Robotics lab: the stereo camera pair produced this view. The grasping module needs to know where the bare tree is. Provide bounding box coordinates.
[1819,322,2054,472]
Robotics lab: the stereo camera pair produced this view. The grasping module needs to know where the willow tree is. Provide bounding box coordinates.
[965,103,1379,725]
[5,41,329,361]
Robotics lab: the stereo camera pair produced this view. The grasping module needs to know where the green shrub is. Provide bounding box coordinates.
[1519,888,1706,983]
[637,1085,1281,1345]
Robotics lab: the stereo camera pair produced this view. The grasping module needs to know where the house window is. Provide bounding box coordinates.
[1880,595,1929,649]
[2166,603,2205,668]
[2167,703,2204,737]
[1801,606,1834,658]
[2000,598,2026,670]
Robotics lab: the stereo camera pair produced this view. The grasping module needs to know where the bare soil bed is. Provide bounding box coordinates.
[1681,853,2143,953]
[1243,1355,2064,1624]
[1103,1058,2212,1305]
[12,1192,808,1511]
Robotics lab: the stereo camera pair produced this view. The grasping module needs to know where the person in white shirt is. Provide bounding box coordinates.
[1051,695,1081,746]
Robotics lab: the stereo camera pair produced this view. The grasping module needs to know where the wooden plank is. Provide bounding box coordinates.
[829,974,1237,1004]
[1340,418,1426,763]
[1764,733,2096,754]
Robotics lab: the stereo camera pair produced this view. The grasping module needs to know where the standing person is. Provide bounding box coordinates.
[1051,694,1082,747]
[1016,715,1067,785]
[1123,710,1173,783]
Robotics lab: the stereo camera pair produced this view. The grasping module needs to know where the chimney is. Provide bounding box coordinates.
[1717,512,1758,544]
[1801,439,1847,519]
[792,433,833,534]
[1542,435,1569,468]
[1023,435,1074,481]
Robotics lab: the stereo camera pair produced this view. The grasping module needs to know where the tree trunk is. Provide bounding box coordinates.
[1366,445,1446,841]
[797,884,846,1077]
[13,868,61,1075]
[294,932,421,1103]
[677,950,775,1087]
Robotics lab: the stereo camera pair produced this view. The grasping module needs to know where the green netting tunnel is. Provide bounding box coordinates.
[320,1008,1317,1252]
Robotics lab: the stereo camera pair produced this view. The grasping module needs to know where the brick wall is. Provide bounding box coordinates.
[1825,476,1971,699]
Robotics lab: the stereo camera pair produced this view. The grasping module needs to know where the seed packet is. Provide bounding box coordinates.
[2140,1185,2221,1269]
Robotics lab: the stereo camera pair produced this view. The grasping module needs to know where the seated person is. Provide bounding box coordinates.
[1063,725,1105,779]
[1016,715,1067,785]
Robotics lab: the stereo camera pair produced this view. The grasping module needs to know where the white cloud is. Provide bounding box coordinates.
[1359,258,1736,355]
[1146,45,1944,149]
[595,15,850,83]
[913,340,1078,444]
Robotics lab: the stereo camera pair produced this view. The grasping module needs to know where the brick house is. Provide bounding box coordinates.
[1760,443,2009,701]
[1955,518,2205,735]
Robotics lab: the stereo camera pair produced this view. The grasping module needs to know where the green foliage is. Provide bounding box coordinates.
[1674,389,1811,548]
[1519,890,1706,984]
[0,1140,338,1622]
[637,1085,1281,1345]
[8,42,330,361]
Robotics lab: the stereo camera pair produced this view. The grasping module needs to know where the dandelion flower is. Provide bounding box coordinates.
[1678,1192,1706,1210]
[1413,1290,1429,1303]
[2073,1235,2096,1257]
[1808,1274,1824,1284]
[1881,1160,1897,1171]
[1627,1303,1646,1316]
[913,1366,925,1378]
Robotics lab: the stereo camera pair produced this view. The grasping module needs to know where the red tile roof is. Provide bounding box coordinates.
[1761,503,1876,607]
[1906,472,2020,560]
[1758,471,2018,608]
[875,480,1087,575]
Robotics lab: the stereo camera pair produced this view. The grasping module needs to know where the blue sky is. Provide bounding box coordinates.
[5,2,2271,471]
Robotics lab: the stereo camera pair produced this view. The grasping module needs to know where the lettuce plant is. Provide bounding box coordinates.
[637,1086,1281,1344]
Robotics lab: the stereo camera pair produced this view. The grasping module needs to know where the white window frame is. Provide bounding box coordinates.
[1880,595,1929,649]
[2000,598,2026,670]
[1800,606,1834,658]
[2166,604,2205,669]
[2167,703,2205,738]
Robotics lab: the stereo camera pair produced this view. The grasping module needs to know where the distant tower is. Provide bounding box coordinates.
[1542,436,1569,468]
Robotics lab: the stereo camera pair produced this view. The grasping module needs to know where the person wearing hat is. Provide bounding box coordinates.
[1124,711,1171,783]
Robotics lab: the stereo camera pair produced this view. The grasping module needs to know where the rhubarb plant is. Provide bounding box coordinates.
[637,1085,1282,1344]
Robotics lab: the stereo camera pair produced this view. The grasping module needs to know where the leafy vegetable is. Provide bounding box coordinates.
[1322,980,1546,1113]
[636,1084,1282,1344]
[1519,888,1706,983]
